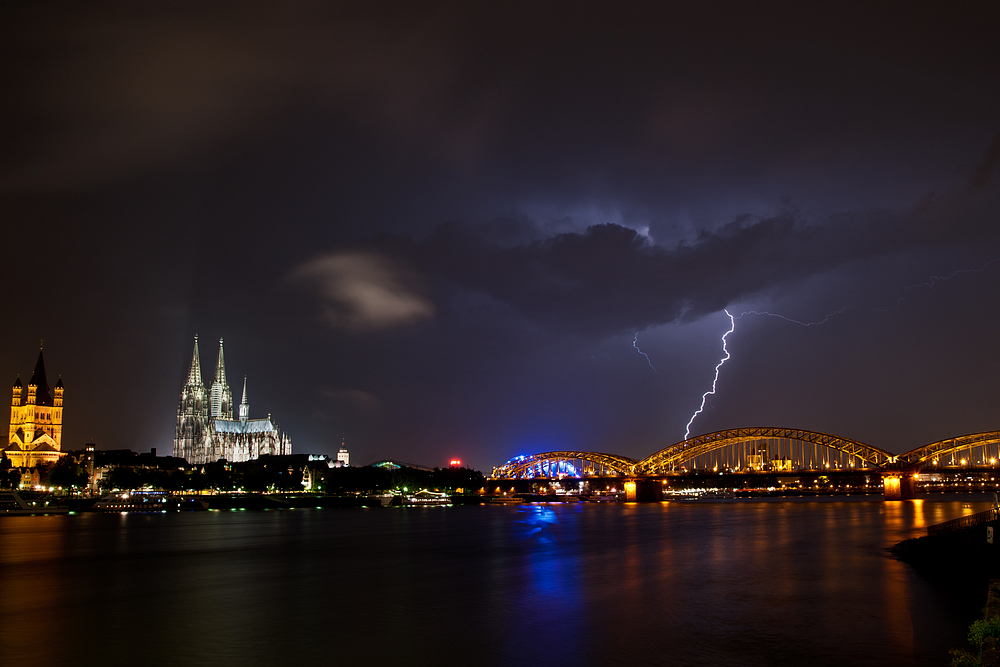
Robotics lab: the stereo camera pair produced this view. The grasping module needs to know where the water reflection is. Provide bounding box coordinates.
[515,504,559,545]
[0,496,991,667]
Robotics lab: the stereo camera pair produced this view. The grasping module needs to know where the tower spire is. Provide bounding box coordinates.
[176,335,209,463]
[29,346,52,406]
[209,337,233,419]
[187,335,203,386]
[239,376,249,422]
[214,337,227,385]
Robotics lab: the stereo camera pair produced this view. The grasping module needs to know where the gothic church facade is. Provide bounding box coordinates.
[174,336,291,464]
[4,347,65,468]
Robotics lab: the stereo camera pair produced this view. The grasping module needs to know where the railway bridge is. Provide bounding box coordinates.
[490,428,1000,500]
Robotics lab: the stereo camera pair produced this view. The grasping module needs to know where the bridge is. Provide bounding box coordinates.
[490,427,1000,500]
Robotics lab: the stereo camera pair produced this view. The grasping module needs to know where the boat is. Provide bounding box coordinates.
[366,493,397,507]
[0,491,69,515]
[488,495,525,504]
[402,490,452,506]
[584,494,620,502]
[89,492,208,512]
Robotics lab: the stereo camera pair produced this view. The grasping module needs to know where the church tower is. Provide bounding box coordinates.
[210,338,233,420]
[174,336,210,463]
[4,344,65,468]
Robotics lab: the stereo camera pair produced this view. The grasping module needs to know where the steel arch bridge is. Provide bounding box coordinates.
[491,452,638,479]
[897,430,1000,466]
[490,427,898,479]
[489,427,1000,480]
[636,427,897,474]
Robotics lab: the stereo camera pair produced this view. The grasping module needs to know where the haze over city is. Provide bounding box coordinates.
[3,2,1000,471]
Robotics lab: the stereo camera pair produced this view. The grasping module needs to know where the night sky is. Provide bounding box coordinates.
[3,2,1000,471]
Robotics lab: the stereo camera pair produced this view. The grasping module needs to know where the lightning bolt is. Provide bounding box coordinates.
[882,258,1000,311]
[680,259,997,440]
[736,307,851,326]
[684,309,735,440]
[633,331,657,372]
[683,307,847,440]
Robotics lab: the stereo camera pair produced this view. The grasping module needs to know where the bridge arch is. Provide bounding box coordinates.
[491,451,638,479]
[636,427,896,474]
[898,430,1000,466]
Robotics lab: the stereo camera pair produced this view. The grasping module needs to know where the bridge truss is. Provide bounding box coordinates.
[489,428,1000,480]
[897,430,1000,467]
[635,427,896,474]
[491,452,638,480]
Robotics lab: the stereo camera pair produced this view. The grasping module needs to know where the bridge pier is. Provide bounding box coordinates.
[882,473,916,500]
[624,478,663,502]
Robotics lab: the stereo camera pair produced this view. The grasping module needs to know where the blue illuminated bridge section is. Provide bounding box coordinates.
[490,427,1000,479]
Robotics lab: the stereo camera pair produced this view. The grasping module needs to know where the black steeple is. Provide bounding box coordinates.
[29,348,52,406]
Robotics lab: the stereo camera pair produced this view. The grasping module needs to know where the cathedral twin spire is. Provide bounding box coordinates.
[214,338,228,385]
[209,338,233,420]
[175,334,286,463]
[185,335,246,421]
[186,335,204,387]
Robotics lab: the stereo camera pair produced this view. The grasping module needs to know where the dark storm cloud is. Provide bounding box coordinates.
[0,2,501,190]
[392,178,1000,338]
[5,1,998,204]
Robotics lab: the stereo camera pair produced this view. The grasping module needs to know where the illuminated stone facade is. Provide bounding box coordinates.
[173,337,291,464]
[3,347,66,468]
[337,439,350,467]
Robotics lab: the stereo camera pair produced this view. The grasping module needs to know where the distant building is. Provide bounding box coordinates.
[301,464,323,491]
[83,443,96,490]
[3,346,66,468]
[174,336,291,464]
[307,440,350,469]
[369,459,435,472]
[771,455,793,472]
[337,439,350,467]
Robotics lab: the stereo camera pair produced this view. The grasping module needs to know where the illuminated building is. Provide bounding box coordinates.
[308,448,349,468]
[3,346,66,468]
[337,439,350,467]
[174,336,209,463]
[173,336,291,464]
[771,455,793,471]
[83,443,96,490]
[301,464,322,491]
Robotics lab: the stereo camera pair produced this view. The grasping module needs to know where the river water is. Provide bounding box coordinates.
[0,495,990,666]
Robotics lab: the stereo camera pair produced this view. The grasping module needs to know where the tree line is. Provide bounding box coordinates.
[0,451,486,495]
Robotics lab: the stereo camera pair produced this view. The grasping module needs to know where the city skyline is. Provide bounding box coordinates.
[2,3,1000,471]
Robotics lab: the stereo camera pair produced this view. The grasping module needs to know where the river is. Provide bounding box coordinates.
[0,495,989,666]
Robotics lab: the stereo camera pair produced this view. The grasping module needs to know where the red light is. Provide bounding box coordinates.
[449,459,461,467]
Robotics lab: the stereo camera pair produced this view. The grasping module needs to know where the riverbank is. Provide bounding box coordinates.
[890,516,1000,583]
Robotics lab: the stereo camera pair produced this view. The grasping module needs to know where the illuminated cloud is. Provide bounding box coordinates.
[290,252,435,331]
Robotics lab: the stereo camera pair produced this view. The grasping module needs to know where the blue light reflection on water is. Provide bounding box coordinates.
[509,504,584,665]
[0,496,989,667]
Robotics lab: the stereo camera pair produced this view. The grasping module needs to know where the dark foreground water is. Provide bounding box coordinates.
[0,496,991,666]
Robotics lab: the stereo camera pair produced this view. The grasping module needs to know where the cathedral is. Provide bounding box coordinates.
[174,336,291,464]
[4,346,66,468]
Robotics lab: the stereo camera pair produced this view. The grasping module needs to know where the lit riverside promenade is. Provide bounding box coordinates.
[490,427,1000,500]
